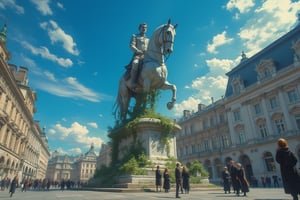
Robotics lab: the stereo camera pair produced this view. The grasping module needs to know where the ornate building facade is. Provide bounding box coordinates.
[0,23,50,181]
[46,144,97,184]
[176,21,300,184]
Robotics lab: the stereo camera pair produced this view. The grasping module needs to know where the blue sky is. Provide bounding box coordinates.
[1,0,300,155]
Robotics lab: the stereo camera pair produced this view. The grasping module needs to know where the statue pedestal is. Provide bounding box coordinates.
[114,118,181,188]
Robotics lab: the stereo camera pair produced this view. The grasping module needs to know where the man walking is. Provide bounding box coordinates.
[175,162,182,198]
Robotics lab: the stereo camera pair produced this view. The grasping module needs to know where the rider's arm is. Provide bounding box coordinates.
[130,34,143,54]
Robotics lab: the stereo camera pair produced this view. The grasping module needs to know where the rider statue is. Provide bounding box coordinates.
[128,23,149,90]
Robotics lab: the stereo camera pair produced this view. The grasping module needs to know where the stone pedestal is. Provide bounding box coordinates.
[114,118,181,188]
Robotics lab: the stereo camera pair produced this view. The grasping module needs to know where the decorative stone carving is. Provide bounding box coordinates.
[231,76,244,94]
[255,59,276,81]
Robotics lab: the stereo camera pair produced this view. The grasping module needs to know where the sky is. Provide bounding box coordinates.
[0,0,300,156]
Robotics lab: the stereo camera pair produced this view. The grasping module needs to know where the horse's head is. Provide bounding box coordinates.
[158,19,178,55]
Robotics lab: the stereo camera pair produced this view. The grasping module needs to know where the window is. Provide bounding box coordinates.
[233,110,241,121]
[204,140,210,151]
[254,104,261,115]
[274,118,285,134]
[255,59,276,80]
[264,152,276,172]
[238,129,246,144]
[287,90,298,103]
[219,113,225,123]
[220,135,229,148]
[269,97,278,109]
[295,115,300,130]
[212,136,218,150]
[202,119,208,130]
[192,145,196,153]
[185,146,189,155]
[259,124,268,138]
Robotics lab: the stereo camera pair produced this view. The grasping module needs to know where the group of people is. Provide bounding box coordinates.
[221,138,300,200]
[155,162,190,198]
[222,160,250,196]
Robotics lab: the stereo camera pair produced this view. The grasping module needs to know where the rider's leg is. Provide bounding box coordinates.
[130,59,138,89]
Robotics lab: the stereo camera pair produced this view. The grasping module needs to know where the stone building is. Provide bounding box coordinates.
[0,23,50,181]
[46,151,79,183]
[176,20,300,184]
[46,144,97,184]
[96,142,111,168]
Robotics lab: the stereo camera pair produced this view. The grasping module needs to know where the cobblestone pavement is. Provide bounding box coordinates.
[0,188,293,200]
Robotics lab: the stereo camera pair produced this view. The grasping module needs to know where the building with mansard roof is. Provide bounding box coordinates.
[0,23,50,181]
[46,144,97,184]
[176,19,300,185]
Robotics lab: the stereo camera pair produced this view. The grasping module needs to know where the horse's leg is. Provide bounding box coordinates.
[160,81,177,109]
[119,78,131,121]
[143,78,151,93]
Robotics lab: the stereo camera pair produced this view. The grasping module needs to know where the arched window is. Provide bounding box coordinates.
[264,152,276,172]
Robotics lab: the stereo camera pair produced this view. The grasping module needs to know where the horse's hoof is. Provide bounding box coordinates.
[167,102,174,110]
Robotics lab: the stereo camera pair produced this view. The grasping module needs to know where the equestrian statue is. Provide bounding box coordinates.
[113,19,178,123]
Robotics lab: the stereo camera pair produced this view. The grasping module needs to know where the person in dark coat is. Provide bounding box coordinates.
[9,176,18,197]
[229,160,238,193]
[163,168,170,193]
[175,162,182,198]
[236,163,249,196]
[155,165,162,192]
[222,166,231,194]
[182,166,190,194]
[276,138,300,200]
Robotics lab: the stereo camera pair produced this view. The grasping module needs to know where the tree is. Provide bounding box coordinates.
[189,160,209,177]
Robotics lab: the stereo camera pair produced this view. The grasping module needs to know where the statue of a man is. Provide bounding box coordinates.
[129,23,149,89]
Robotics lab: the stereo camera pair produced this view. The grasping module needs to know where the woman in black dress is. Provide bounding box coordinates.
[163,168,170,193]
[276,138,300,200]
[182,166,190,194]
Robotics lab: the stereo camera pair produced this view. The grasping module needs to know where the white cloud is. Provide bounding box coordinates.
[50,122,104,151]
[207,31,233,54]
[88,122,98,128]
[239,0,300,57]
[68,148,82,154]
[30,0,52,15]
[0,0,24,14]
[57,2,64,9]
[44,71,56,81]
[21,41,73,67]
[175,1,300,119]
[40,20,79,55]
[32,76,102,102]
[226,0,255,13]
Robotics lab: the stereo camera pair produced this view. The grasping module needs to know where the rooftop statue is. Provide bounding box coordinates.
[113,19,178,123]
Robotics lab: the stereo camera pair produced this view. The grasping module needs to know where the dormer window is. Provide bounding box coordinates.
[231,76,244,94]
[255,59,276,81]
[292,38,300,62]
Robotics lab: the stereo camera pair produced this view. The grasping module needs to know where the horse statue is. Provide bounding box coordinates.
[113,19,178,122]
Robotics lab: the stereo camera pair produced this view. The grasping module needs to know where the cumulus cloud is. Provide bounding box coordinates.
[0,0,24,14]
[21,41,73,67]
[40,20,79,55]
[30,0,52,15]
[207,31,233,54]
[226,0,255,13]
[174,1,300,118]
[49,122,104,151]
[238,0,300,57]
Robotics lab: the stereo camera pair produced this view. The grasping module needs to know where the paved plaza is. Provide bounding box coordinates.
[0,188,293,200]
